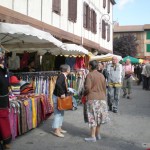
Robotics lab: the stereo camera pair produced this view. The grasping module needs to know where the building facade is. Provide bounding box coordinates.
[0,0,116,54]
[114,25,150,59]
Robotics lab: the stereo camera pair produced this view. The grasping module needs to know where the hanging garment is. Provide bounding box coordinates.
[54,55,66,70]
[65,57,76,69]
[20,52,30,69]
[8,52,20,70]
[41,52,55,71]
[74,56,85,69]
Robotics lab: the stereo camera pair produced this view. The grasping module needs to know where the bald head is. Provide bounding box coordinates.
[112,56,118,64]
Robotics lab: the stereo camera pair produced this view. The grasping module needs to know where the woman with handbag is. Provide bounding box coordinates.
[84,60,109,142]
[52,64,71,138]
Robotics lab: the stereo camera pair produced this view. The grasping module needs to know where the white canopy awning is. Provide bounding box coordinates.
[61,43,89,55]
[0,22,89,55]
[0,22,62,48]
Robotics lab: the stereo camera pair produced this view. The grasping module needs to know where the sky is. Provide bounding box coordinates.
[113,0,150,25]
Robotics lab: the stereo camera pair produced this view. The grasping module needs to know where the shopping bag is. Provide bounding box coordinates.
[57,96,73,110]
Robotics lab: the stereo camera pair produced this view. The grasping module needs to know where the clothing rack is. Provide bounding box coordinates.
[11,71,60,78]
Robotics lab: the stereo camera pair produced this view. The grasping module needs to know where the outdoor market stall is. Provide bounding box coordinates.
[0,22,89,141]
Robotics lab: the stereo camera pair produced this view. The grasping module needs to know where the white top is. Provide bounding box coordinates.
[8,52,20,70]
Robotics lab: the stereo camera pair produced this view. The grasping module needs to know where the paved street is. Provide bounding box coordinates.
[10,84,150,150]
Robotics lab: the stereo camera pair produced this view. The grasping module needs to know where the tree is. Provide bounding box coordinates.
[113,34,138,58]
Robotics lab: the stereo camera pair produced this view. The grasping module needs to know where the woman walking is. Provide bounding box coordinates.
[84,60,109,142]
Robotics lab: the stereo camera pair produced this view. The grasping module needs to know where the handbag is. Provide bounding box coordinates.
[57,96,73,110]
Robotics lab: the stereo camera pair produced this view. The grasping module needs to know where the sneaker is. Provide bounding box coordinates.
[113,109,118,113]
[123,93,127,98]
[72,107,77,111]
[84,137,96,142]
[127,96,130,99]
[96,135,101,140]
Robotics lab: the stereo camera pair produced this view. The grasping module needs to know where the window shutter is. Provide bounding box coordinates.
[103,0,106,8]
[93,11,97,33]
[146,31,150,39]
[107,24,110,42]
[102,20,106,39]
[87,6,91,30]
[91,9,94,32]
[52,0,61,14]
[68,0,77,22]
[107,0,110,13]
[83,2,87,28]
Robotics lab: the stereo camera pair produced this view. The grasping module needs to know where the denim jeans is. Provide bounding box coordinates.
[107,86,121,110]
[52,94,64,129]
[72,96,77,108]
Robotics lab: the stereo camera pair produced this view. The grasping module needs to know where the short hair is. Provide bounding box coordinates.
[98,62,104,66]
[60,64,70,72]
[89,60,98,70]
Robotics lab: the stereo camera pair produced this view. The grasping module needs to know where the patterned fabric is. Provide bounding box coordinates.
[86,100,109,127]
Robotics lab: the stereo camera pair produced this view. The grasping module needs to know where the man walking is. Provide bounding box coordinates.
[107,56,123,113]
[122,59,134,99]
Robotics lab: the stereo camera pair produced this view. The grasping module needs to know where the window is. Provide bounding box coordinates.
[68,0,77,22]
[107,24,110,42]
[103,0,106,8]
[91,9,97,33]
[52,0,61,15]
[107,0,110,13]
[83,2,90,30]
[102,20,106,39]
[146,44,150,52]
[146,31,150,39]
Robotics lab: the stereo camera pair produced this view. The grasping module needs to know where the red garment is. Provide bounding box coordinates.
[81,96,86,104]
[0,109,12,142]
[74,56,85,69]
[20,52,30,69]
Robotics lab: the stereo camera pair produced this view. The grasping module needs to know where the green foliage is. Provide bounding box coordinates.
[113,34,138,58]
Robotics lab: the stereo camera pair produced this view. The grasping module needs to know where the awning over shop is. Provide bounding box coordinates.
[89,53,122,62]
[0,22,62,49]
[61,43,89,55]
[0,22,89,55]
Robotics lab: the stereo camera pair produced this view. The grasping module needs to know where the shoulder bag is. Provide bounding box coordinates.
[57,96,73,110]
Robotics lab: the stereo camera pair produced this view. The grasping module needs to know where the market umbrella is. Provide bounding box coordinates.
[123,56,139,64]
[139,59,144,64]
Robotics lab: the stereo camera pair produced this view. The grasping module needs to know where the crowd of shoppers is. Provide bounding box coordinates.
[42,57,149,143]
[134,63,150,90]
